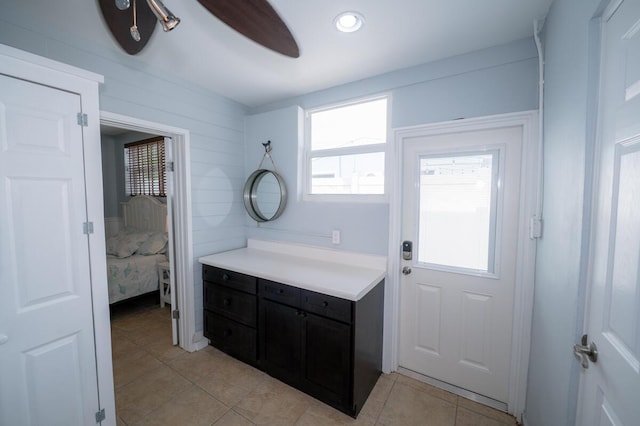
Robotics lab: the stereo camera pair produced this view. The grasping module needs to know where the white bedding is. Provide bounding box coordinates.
[106,196,169,305]
[107,253,166,304]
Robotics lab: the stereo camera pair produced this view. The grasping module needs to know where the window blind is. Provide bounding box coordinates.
[124,137,166,196]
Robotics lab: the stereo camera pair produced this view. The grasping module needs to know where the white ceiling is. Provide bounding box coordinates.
[7,0,554,108]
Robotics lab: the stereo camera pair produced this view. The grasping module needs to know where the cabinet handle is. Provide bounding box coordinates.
[223,298,231,306]
[222,273,230,281]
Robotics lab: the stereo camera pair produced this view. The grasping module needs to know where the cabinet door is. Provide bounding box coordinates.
[302,313,352,408]
[260,299,302,385]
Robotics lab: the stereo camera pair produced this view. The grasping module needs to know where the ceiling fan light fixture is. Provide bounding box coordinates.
[146,0,180,31]
[115,0,130,10]
[335,11,364,33]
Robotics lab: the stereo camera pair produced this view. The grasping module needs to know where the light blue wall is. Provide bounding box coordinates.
[0,6,248,333]
[525,0,603,425]
[244,106,389,255]
[244,38,539,256]
[100,134,120,218]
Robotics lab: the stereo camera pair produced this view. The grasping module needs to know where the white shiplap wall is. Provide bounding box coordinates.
[0,18,248,333]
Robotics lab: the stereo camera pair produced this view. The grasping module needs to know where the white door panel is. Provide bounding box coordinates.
[577,0,640,424]
[0,74,100,424]
[164,136,179,345]
[399,126,522,404]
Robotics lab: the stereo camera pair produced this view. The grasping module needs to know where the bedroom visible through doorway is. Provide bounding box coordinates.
[100,127,179,345]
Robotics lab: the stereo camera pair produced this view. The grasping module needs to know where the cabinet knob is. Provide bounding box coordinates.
[222,273,230,281]
[223,298,231,306]
[278,288,284,294]
[322,301,329,307]
[223,329,232,337]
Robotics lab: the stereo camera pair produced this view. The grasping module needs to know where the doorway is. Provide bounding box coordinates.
[100,127,179,343]
[399,125,521,408]
[100,111,195,353]
[390,111,538,418]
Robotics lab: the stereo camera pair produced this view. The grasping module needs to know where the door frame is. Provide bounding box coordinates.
[386,110,539,418]
[100,111,197,352]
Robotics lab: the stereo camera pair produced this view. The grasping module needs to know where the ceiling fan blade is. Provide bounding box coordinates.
[197,0,300,58]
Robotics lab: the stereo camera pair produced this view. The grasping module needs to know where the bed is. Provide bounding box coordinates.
[105,195,169,304]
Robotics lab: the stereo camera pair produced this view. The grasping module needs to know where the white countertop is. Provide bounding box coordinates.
[198,240,387,301]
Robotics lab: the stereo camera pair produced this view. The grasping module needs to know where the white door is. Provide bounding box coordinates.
[0,74,101,424]
[399,125,522,404]
[164,136,179,345]
[576,1,640,424]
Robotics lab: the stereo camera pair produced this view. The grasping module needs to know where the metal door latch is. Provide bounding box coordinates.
[573,334,597,368]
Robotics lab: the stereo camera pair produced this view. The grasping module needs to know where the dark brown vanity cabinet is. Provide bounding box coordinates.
[202,264,384,418]
[259,278,384,417]
[203,266,258,366]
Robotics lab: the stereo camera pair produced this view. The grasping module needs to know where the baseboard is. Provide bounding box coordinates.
[191,331,209,352]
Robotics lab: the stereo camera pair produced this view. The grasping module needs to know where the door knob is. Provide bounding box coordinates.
[573,334,597,368]
[402,266,412,275]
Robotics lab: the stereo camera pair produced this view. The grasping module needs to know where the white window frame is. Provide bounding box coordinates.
[302,94,392,203]
[414,147,504,279]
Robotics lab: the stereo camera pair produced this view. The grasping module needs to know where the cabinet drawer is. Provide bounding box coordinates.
[204,311,257,363]
[204,282,257,327]
[203,266,256,294]
[259,279,301,307]
[302,290,353,324]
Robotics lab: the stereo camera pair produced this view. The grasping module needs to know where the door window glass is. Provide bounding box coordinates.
[417,150,499,273]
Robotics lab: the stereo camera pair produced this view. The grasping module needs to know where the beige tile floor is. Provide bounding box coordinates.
[110,300,519,426]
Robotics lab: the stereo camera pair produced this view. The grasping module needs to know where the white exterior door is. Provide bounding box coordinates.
[398,125,523,405]
[576,1,640,424]
[0,74,101,423]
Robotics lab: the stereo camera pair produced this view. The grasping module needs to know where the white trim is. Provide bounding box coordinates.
[0,43,104,83]
[387,110,539,420]
[99,111,197,353]
[302,93,392,203]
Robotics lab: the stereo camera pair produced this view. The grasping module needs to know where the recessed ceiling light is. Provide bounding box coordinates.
[334,11,364,33]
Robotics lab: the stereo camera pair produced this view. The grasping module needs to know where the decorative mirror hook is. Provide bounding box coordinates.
[257,140,279,173]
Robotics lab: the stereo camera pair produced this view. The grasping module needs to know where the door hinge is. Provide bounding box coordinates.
[529,216,543,239]
[95,408,106,423]
[83,222,94,235]
[77,113,88,127]
[167,161,175,172]
[172,310,180,319]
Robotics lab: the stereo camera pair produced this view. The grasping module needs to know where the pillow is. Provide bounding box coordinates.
[138,232,168,255]
[105,232,150,258]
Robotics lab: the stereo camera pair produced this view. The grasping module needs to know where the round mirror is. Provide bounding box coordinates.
[243,169,287,222]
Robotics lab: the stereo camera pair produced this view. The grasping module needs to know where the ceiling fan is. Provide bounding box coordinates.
[97,0,300,58]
